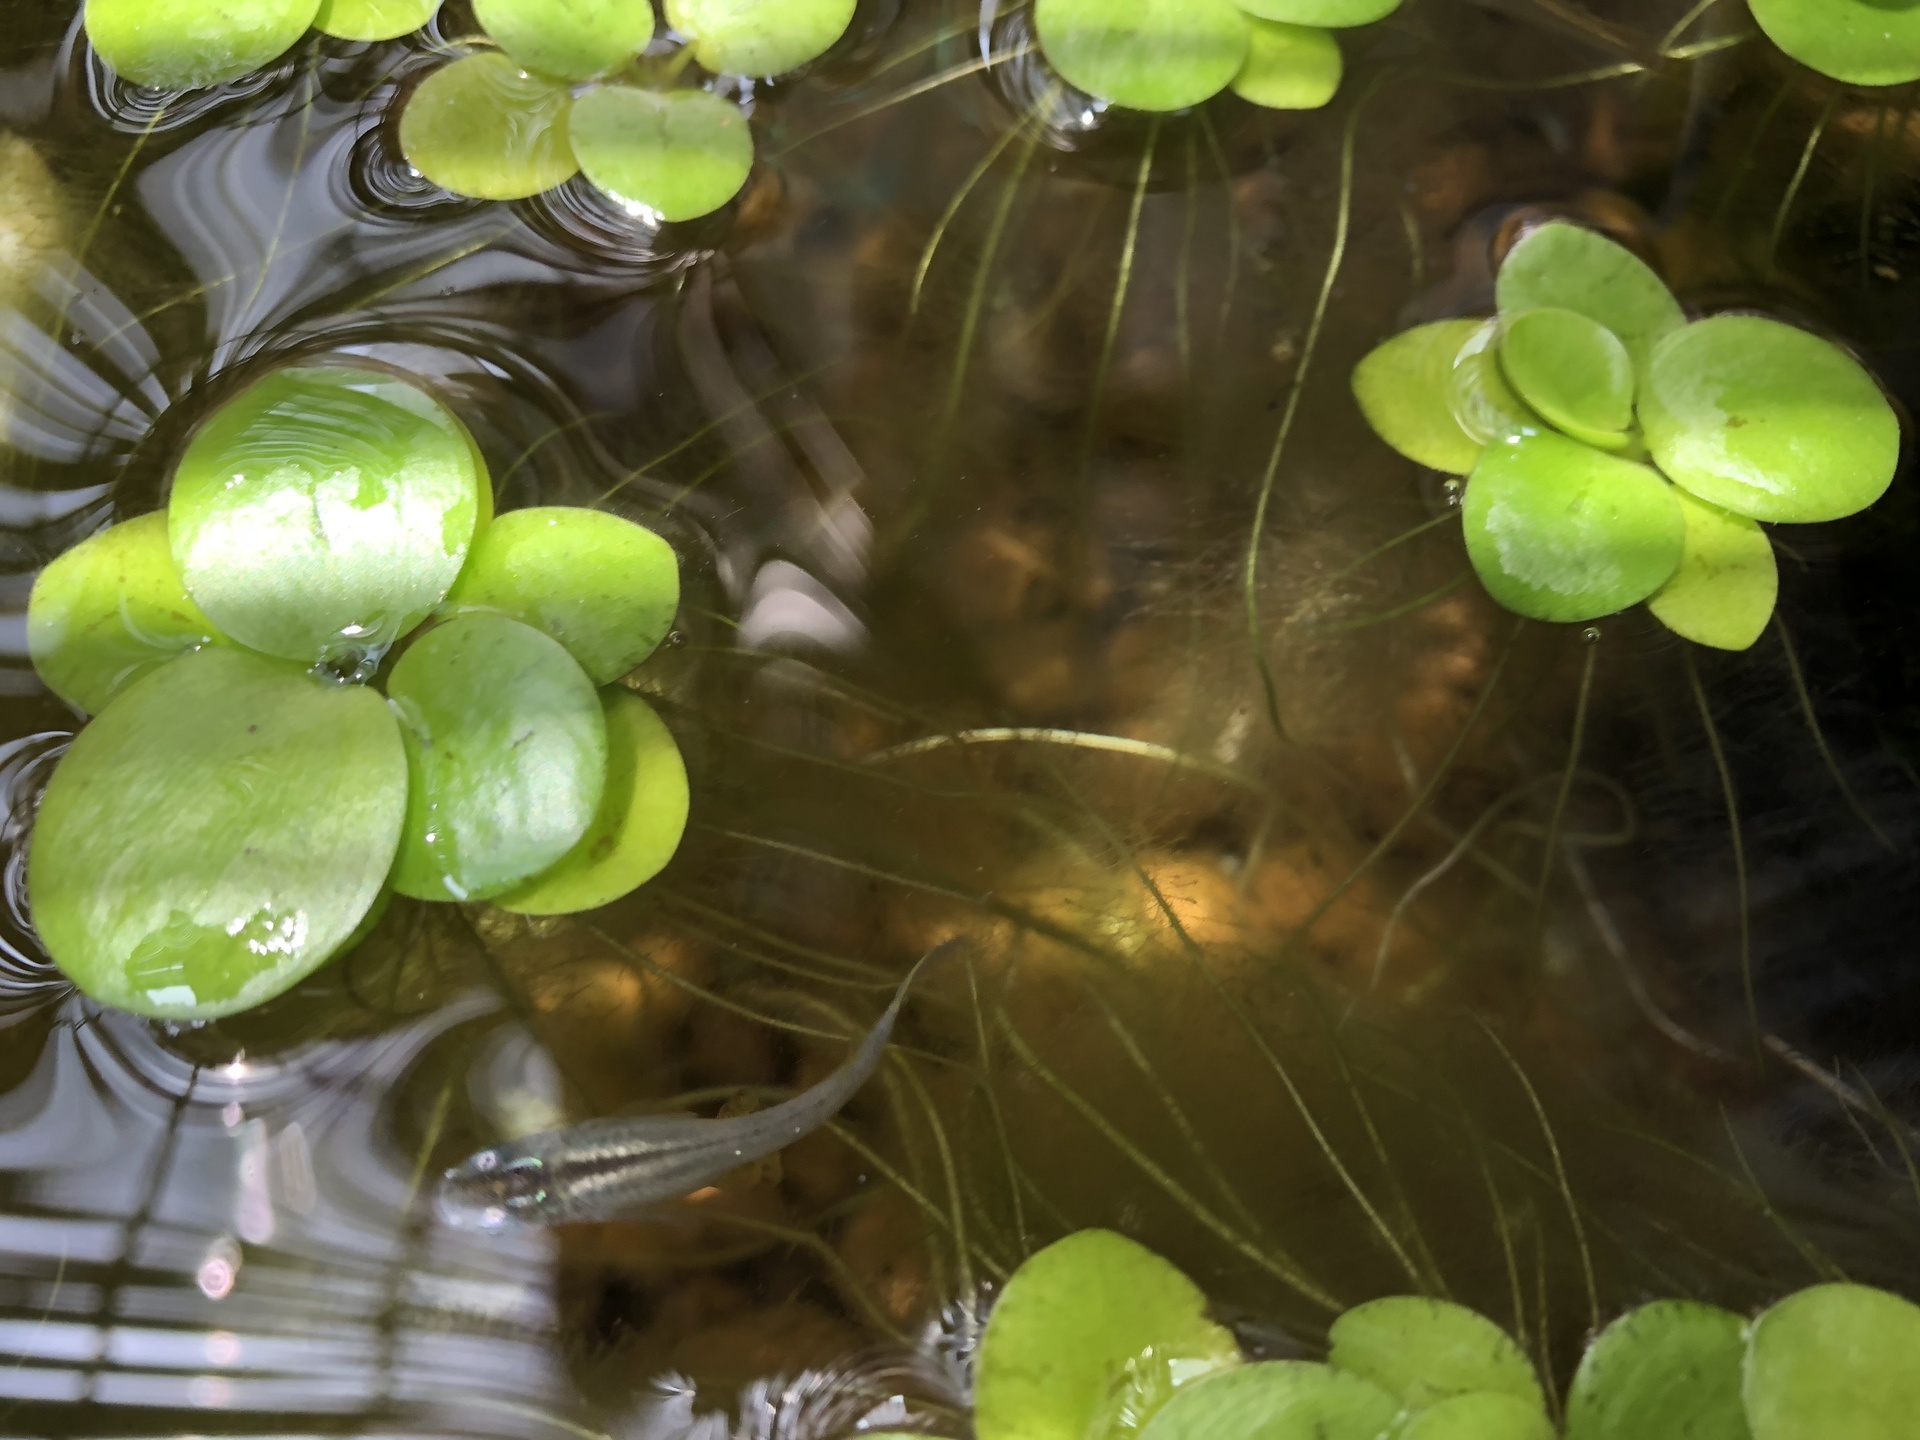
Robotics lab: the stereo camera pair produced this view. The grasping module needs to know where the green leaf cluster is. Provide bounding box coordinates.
[1033,0,1403,115]
[974,1231,1920,1440]
[399,0,855,220]
[84,0,443,90]
[27,364,687,1021]
[1351,222,1899,649]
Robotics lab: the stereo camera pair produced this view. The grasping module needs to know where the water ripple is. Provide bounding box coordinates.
[0,732,71,1015]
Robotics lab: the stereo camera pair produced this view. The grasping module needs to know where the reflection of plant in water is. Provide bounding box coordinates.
[970,1230,1920,1440]
[398,0,859,219]
[1352,221,1897,648]
[26,363,687,1020]
[1032,0,1405,114]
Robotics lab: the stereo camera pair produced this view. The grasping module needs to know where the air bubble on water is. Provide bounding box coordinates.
[1582,625,1601,644]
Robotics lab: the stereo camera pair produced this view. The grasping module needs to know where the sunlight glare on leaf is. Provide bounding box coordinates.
[29,647,407,1020]
[1033,0,1250,112]
[566,86,755,223]
[386,613,608,903]
[973,1230,1242,1440]
[399,51,580,201]
[84,0,320,89]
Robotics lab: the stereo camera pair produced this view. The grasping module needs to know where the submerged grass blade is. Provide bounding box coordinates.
[1533,635,1599,915]
[1684,649,1757,1055]
[1479,1023,1599,1334]
[1243,78,1381,742]
[1773,615,1892,850]
[997,1009,1341,1310]
[1767,90,1837,279]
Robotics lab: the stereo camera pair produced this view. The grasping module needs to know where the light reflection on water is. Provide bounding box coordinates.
[0,994,575,1428]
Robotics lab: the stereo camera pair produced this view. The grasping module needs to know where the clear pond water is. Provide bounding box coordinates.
[2,0,1920,1434]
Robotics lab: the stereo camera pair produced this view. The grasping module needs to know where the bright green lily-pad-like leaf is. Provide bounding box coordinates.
[1499,307,1635,449]
[1639,315,1899,525]
[28,512,226,717]
[1496,222,1685,375]
[1462,431,1684,624]
[84,0,320,89]
[1328,1296,1546,1413]
[1450,320,1547,445]
[1233,0,1400,28]
[312,0,440,40]
[1231,19,1341,111]
[1137,1362,1400,1440]
[494,690,688,915]
[442,506,679,683]
[567,86,754,223]
[1032,0,1250,112]
[29,647,407,1020]
[1748,0,1920,87]
[169,365,484,665]
[973,1230,1242,1440]
[399,52,579,200]
[1647,490,1777,652]
[1565,1301,1752,1440]
[472,0,656,80]
[1744,1283,1920,1440]
[386,613,608,903]
[664,0,856,76]
[1352,319,1486,474]
[1401,1393,1557,1440]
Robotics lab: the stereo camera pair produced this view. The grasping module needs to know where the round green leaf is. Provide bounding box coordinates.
[663,0,857,76]
[313,0,441,40]
[1499,307,1635,449]
[386,613,607,902]
[1496,222,1685,375]
[1031,0,1249,112]
[494,690,688,915]
[1352,319,1486,474]
[1639,316,1899,525]
[567,86,754,223]
[84,0,320,89]
[1565,1301,1752,1440]
[973,1230,1242,1440]
[442,506,679,684]
[1749,0,1920,86]
[1233,0,1400,28]
[168,365,484,666]
[398,52,579,201]
[1328,1296,1545,1413]
[471,0,655,80]
[1462,431,1685,624]
[1402,1393,1556,1440]
[1647,490,1777,652]
[1745,1283,1920,1440]
[1137,1362,1400,1440]
[1449,320,1548,446]
[1231,18,1341,110]
[29,647,407,1020]
[29,513,226,717]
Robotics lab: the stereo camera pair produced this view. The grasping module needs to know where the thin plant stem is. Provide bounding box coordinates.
[1685,648,1757,1055]
[1774,614,1892,850]
[1243,77,1382,741]
[1767,90,1837,277]
[1533,634,1599,914]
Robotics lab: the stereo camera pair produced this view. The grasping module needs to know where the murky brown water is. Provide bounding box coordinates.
[3,0,1920,1433]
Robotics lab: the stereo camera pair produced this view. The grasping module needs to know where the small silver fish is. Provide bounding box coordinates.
[434,941,959,1230]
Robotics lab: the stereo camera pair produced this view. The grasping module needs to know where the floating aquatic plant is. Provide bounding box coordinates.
[1351,221,1899,648]
[27,364,687,1020]
[1031,0,1400,114]
[976,1232,1920,1440]
[1748,0,1920,88]
[83,0,443,89]
[398,0,852,220]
